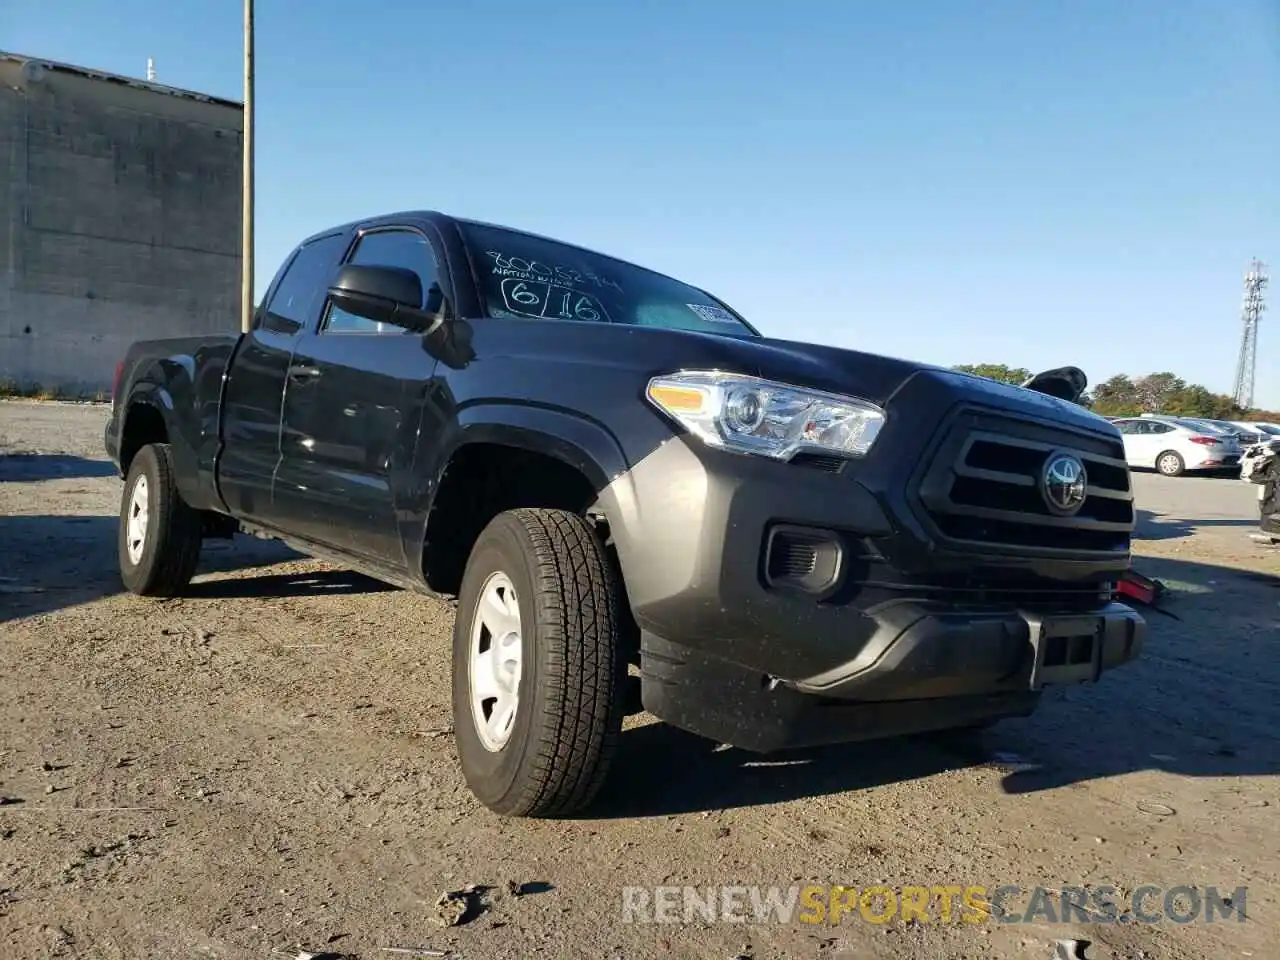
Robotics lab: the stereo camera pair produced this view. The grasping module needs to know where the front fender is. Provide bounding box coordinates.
[452,402,631,492]
[400,402,639,586]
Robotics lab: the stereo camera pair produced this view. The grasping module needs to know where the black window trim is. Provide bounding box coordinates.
[317,223,443,337]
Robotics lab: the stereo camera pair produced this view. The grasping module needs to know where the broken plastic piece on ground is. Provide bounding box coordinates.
[1117,569,1165,606]
[1117,568,1183,619]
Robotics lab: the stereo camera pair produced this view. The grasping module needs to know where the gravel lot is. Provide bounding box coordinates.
[1,399,1277,960]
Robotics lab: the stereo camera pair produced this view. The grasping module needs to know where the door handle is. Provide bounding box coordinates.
[288,364,322,382]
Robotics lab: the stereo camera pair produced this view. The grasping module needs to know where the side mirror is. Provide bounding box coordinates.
[1021,365,1088,403]
[327,264,442,333]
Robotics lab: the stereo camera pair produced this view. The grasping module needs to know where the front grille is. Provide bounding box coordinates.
[914,409,1134,556]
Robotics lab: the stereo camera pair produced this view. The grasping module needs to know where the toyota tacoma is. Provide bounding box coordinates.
[104,210,1146,817]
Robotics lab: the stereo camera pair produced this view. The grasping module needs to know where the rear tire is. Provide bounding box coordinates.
[451,508,626,817]
[1156,450,1185,477]
[118,443,202,596]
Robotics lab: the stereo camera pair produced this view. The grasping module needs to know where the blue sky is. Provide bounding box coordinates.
[8,0,1279,407]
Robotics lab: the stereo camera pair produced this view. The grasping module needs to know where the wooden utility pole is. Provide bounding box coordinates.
[240,0,255,332]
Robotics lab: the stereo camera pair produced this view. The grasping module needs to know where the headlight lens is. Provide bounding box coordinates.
[646,371,886,461]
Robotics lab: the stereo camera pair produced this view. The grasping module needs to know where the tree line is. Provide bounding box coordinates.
[951,363,1280,422]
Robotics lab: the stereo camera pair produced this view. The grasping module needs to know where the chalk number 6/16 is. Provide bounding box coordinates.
[508,281,602,322]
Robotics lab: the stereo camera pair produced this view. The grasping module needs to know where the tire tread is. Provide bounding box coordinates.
[493,507,624,817]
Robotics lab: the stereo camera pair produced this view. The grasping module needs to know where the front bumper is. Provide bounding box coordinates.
[603,431,1141,683]
[600,392,1146,751]
[639,600,1144,752]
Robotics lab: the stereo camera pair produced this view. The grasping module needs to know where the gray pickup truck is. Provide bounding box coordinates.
[105,210,1146,817]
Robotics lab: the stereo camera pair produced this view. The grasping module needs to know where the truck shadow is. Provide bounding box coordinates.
[0,453,119,482]
[1135,508,1259,541]
[0,515,314,623]
[591,553,1280,817]
[184,568,394,598]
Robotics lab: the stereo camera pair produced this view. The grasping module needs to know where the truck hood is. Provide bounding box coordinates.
[718,334,1107,432]
[690,331,936,407]
[459,319,1112,436]
[614,328,1098,417]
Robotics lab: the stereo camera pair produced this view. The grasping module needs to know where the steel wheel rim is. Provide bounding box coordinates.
[126,474,150,564]
[468,571,523,752]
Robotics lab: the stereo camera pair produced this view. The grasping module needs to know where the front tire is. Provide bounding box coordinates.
[1156,450,1185,477]
[451,508,626,817]
[118,443,202,596]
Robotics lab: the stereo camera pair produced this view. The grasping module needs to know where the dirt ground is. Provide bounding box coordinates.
[1,398,1277,960]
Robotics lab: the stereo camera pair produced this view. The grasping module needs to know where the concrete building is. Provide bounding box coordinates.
[1,52,243,397]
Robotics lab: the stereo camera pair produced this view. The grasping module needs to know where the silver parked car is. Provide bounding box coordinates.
[1226,420,1280,442]
[1179,417,1267,447]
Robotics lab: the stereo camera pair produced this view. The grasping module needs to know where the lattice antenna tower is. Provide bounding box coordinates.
[1232,259,1268,409]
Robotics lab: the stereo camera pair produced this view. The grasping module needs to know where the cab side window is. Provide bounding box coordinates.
[258,233,347,333]
[323,229,442,334]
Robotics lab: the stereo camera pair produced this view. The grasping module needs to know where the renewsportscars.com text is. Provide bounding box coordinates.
[620,884,1247,926]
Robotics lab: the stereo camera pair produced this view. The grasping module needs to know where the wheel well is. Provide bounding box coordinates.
[120,403,168,474]
[422,442,602,596]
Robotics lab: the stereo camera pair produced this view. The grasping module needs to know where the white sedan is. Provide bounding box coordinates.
[1111,416,1243,476]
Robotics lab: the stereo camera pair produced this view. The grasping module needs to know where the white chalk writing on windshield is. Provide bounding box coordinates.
[500,278,611,323]
[484,251,624,293]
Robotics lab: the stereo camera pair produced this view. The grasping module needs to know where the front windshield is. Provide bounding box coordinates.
[458,221,757,337]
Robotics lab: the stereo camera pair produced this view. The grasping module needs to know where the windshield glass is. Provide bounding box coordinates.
[458,221,757,337]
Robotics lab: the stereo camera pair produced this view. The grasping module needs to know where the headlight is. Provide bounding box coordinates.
[645,371,886,461]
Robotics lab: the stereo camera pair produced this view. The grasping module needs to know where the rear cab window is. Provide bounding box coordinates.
[457,220,757,337]
[259,233,348,333]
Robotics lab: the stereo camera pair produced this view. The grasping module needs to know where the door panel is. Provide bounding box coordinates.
[276,332,436,560]
[274,227,445,565]
[218,328,299,521]
[1142,423,1178,467]
[1114,421,1143,467]
[217,232,348,522]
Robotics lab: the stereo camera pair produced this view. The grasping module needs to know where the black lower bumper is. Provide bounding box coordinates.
[639,599,1145,753]
[601,427,1146,752]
